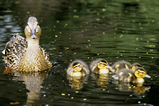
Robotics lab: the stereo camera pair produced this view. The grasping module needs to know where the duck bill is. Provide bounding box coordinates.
[31,29,37,39]
[145,74,151,78]
[106,65,112,69]
[70,68,74,72]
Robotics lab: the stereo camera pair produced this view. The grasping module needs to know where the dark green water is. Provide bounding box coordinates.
[0,0,159,105]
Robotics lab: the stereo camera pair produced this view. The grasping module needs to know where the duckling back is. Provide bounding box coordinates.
[111,60,132,73]
[112,68,135,83]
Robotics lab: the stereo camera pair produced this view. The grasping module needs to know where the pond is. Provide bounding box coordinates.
[0,0,159,105]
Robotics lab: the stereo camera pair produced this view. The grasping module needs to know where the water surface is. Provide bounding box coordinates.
[0,0,159,105]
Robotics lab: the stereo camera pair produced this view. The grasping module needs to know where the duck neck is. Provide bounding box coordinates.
[136,78,144,83]
[27,39,39,47]
[25,38,42,58]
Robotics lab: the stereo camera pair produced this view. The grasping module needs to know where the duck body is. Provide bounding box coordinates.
[112,67,151,84]
[66,60,89,77]
[90,58,111,74]
[111,60,132,73]
[3,17,52,72]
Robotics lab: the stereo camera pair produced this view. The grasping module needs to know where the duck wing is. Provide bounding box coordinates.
[2,35,27,68]
[3,34,51,70]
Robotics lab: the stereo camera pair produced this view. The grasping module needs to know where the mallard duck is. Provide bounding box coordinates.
[90,58,111,74]
[112,67,151,84]
[111,60,132,73]
[66,60,90,76]
[2,16,52,72]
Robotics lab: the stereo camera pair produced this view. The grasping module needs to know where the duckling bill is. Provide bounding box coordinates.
[2,17,52,72]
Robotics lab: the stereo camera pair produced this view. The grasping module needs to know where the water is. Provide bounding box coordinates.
[0,0,159,105]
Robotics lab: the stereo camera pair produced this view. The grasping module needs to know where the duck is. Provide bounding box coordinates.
[112,67,151,84]
[66,60,90,76]
[90,58,111,74]
[2,16,52,72]
[110,60,132,73]
[131,63,142,71]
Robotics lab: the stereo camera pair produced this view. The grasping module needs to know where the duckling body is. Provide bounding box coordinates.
[90,58,111,74]
[2,17,52,72]
[112,67,151,84]
[66,60,89,76]
[111,60,132,73]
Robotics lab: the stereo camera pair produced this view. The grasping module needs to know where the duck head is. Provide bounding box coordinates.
[134,67,151,79]
[24,17,41,41]
[97,59,111,70]
[71,62,82,72]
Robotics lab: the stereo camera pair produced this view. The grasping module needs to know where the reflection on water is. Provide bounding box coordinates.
[10,71,49,105]
[67,75,88,90]
[113,80,151,96]
[92,74,109,88]
[0,0,159,105]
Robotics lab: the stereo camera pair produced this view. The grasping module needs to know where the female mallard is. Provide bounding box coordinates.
[2,16,52,72]
[112,67,151,84]
[90,58,111,74]
[66,60,90,76]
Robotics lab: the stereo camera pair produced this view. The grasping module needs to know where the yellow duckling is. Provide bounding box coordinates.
[110,60,132,73]
[66,60,90,76]
[2,16,52,72]
[112,67,151,84]
[131,63,142,71]
[90,58,111,74]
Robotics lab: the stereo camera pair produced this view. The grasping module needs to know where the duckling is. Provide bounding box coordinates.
[66,60,89,76]
[111,60,132,73]
[112,67,151,84]
[90,58,111,74]
[2,16,52,72]
[131,63,142,71]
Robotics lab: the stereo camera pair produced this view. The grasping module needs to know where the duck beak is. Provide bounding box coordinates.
[70,68,74,72]
[106,65,112,69]
[145,74,151,78]
[31,29,37,39]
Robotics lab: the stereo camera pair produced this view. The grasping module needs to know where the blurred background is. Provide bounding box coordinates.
[0,0,159,105]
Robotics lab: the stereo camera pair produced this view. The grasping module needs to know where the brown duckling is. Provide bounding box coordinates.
[66,60,89,76]
[90,58,111,74]
[112,67,151,84]
[111,60,132,73]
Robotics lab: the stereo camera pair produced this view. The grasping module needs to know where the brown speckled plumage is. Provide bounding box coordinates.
[2,17,52,72]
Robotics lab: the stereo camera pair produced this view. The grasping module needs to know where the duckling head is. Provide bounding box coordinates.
[132,63,142,71]
[24,17,41,43]
[134,67,151,79]
[72,62,82,72]
[97,60,110,70]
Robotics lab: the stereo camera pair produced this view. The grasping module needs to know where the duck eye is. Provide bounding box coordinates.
[26,26,31,32]
[36,28,38,32]
[36,27,39,32]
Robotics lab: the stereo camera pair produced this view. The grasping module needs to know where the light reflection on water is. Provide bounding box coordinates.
[0,0,159,105]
